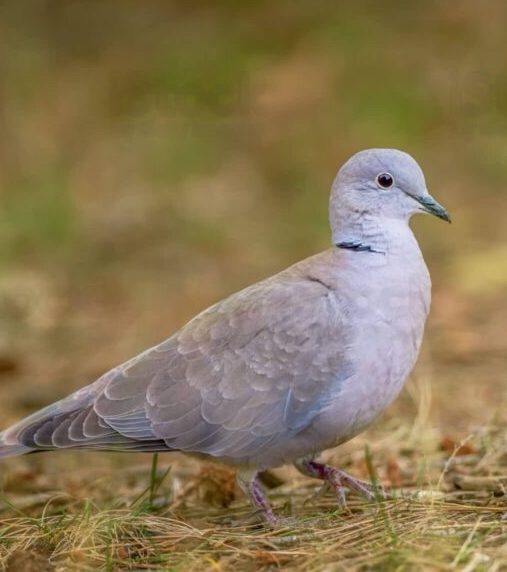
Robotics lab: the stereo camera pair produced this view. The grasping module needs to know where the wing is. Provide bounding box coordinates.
[2,261,354,463]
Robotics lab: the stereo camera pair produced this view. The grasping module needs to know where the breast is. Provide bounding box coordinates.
[311,245,431,449]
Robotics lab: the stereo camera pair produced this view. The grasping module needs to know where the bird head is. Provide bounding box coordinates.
[330,149,451,232]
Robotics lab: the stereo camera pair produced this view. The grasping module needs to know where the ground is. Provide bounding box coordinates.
[0,1,506,570]
[1,422,506,570]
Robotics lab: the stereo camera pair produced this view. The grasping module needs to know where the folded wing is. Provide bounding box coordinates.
[1,269,353,463]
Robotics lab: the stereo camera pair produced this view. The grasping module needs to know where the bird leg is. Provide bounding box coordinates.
[294,458,382,507]
[236,468,279,525]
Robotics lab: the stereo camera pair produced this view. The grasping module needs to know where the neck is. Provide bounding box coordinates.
[331,212,414,255]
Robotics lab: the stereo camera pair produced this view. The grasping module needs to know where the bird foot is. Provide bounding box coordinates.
[237,470,292,526]
[237,461,387,525]
[296,460,386,508]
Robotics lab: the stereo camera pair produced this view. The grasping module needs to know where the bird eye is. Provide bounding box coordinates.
[375,172,394,189]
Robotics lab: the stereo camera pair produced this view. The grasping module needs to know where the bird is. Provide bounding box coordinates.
[0,148,450,524]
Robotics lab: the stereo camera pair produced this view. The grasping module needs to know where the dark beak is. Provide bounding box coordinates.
[413,194,451,223]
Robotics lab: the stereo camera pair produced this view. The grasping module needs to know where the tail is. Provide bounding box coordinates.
[0,399,73,458]
[0,372,170,457]
[0,402,69,458]
[0,376,108,458]
[0,435,33,458]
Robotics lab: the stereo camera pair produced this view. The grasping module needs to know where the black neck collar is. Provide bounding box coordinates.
[335,241,383,254]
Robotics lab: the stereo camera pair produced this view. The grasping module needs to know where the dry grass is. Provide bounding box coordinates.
[1,418,507,571]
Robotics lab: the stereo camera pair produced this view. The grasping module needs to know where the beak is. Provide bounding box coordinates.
[413,194,451,223]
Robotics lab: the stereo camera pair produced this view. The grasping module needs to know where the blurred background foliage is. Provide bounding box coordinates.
[0,0,505,441]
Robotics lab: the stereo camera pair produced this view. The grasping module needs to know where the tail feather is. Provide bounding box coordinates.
[0,369,175,457]
[0,437,33,458]
[0,397,172,456]
[0,373,114,457]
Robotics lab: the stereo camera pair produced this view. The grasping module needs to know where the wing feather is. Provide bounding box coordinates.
[4,252,353,463]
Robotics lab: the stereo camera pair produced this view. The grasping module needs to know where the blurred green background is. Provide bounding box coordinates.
[0,1,506,435]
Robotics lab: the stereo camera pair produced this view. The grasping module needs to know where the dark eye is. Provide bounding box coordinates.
[375,172,394,189]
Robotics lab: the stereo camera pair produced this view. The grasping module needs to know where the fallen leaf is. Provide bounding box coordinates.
[440,436,475,456]
[386,456,402,487]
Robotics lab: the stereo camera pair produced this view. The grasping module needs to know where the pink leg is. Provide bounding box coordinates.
[295,458,383,507]
[236,470,281,525]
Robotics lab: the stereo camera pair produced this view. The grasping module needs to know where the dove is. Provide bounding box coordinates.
[0,149,450,523]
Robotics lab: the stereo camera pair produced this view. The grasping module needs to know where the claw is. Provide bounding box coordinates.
[295,458,386,508]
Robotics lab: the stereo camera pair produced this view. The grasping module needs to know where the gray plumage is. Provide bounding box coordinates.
[0,148,450,521]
